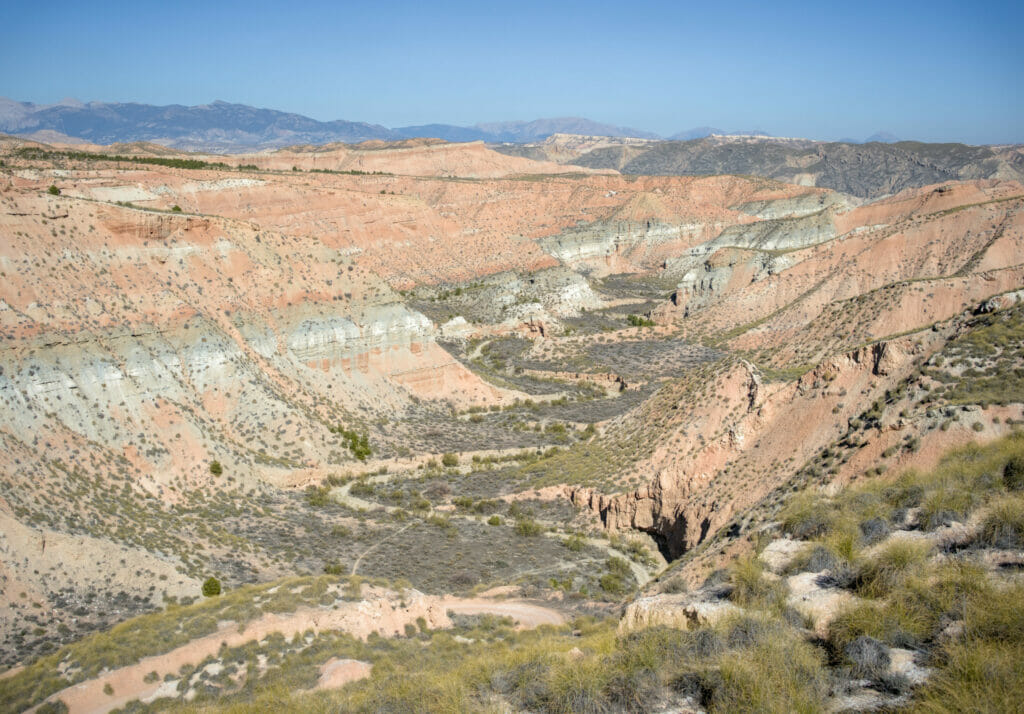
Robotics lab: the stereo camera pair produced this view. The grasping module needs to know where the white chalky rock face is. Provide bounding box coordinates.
[540,220,724,270]
[731,192,854,221]
[0,292,496,487]
[286,304,434,361]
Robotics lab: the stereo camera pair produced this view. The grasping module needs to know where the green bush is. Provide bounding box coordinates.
[441,452,459,467]
[600,573,626,595]
[1004,456,1024,491]
[331,426,372,461]
[208,460,223,476]
[47,184,60,195]
[563,533,585,552]
[514,519,543,537]
[305,485,331,507]
[202,577,222,597]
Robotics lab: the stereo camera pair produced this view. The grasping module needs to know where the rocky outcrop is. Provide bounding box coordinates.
[663,248,794,317]
[689,205,839,254]
[569,335,940,559]
[730,190,854,220]
[541,218,727,275]
[619,591,739,633]
[976,288,1024,314]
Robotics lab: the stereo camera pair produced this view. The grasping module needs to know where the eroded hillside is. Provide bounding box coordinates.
[1,137,1022,712]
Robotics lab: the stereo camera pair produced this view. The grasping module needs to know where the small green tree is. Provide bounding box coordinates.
[170,204,182,212]
[202,577,222,597]
[209,460,223,476]
[47,185,60,195]
[441,452,459,467]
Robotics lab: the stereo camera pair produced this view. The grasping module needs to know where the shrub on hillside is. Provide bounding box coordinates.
[1004,456,1024,491]
[201,577,221,597]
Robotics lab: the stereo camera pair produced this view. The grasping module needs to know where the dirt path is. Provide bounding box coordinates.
[441,597,566,628]
[350,521,415,575]
[36,593,565,714]
[466,338,493,361]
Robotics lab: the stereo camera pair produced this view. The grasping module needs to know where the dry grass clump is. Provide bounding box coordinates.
[784,434,1024,550]
[711,627,828,714]
[778,434,1024,710]
[853,538,932,598]
[911,583,1024,713]
[727,556,787,612]
[980,494,1024,548]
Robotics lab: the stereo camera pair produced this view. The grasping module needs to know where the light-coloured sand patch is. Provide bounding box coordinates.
[316,658,372,690]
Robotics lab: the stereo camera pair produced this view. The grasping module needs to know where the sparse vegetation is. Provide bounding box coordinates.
[16,147,233,171]
[5,124,1024,714]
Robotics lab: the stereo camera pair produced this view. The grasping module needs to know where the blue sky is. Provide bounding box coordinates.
[2,0,1021,143]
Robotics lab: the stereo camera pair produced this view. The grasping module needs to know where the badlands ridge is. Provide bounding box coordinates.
[0,134,1023,712]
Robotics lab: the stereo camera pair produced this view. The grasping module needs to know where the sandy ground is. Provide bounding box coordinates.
[315,658,373,690]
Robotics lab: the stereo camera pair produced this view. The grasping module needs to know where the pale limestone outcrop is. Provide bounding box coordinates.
[759,538,806,574]
[785,571,858,637]
[619,591,739,634]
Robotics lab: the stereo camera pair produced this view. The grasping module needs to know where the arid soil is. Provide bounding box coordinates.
[1,135,1022,707]
[38,588,563,714]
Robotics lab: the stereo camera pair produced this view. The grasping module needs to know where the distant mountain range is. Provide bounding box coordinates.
[0,97,660,151]
[0,97,913,152]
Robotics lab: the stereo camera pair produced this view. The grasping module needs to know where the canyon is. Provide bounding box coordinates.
[1,132,1022,712]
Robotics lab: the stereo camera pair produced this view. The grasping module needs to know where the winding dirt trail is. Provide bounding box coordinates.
[35,593,565,714]
[441,597,567,628]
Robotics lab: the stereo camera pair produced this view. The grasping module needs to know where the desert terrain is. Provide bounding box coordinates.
[1,134,1023,713]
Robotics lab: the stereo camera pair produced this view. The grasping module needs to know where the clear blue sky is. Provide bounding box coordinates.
[2,0,1021,143]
